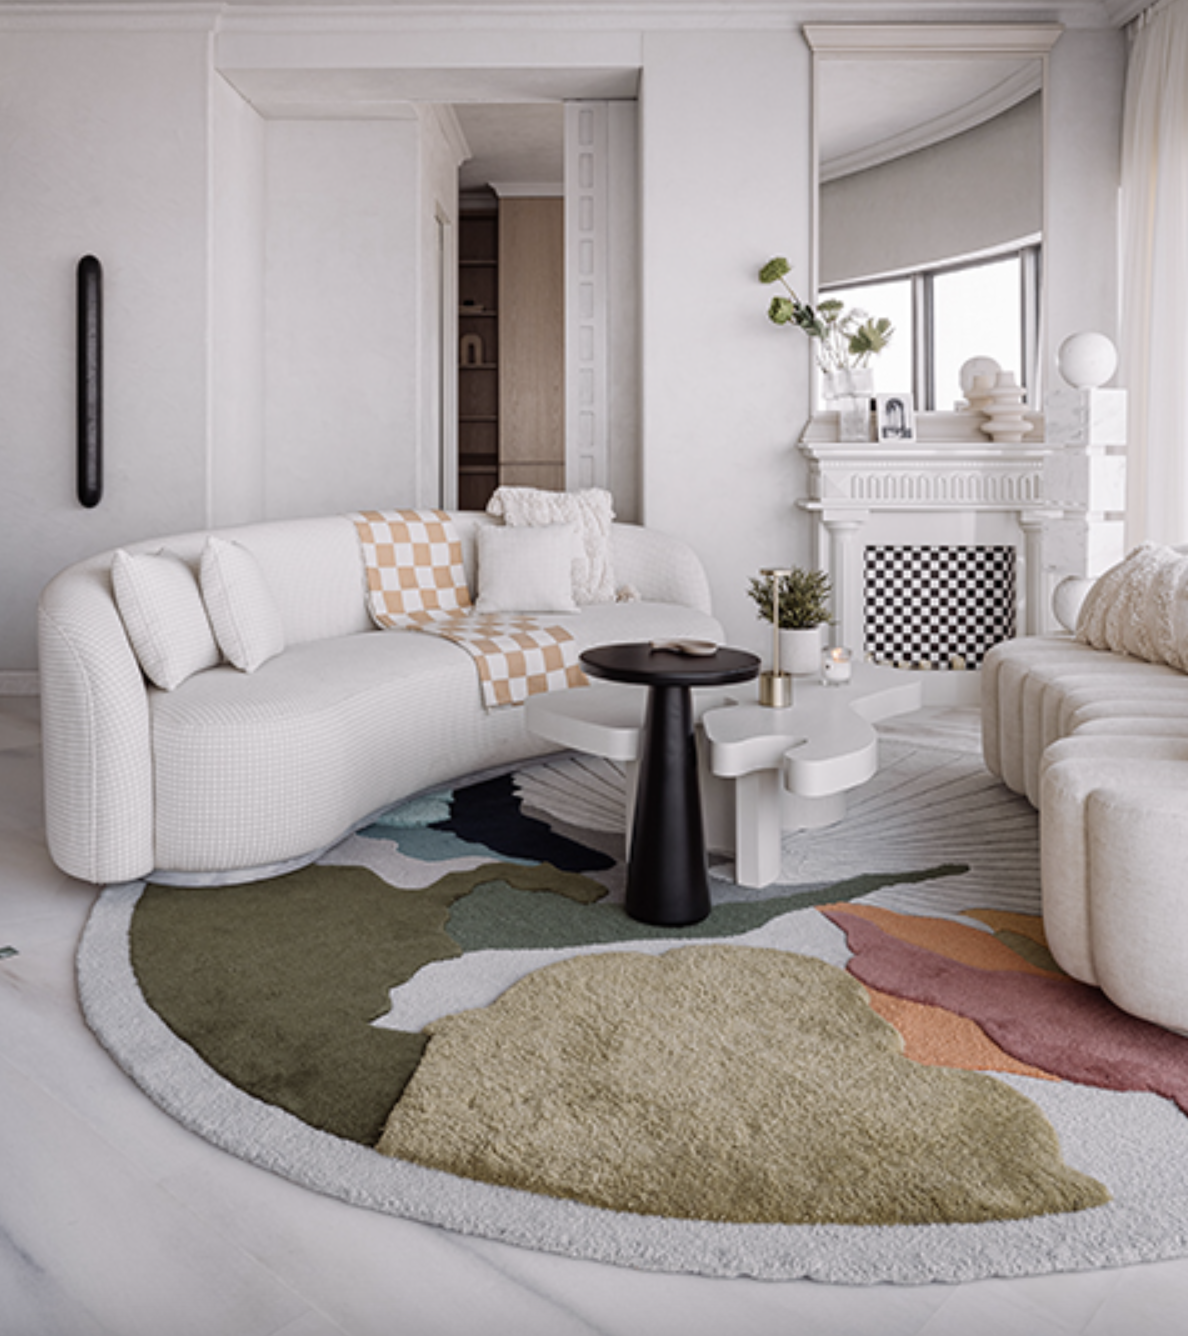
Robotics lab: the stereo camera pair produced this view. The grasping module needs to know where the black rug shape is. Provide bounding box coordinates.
[434,773,616,873]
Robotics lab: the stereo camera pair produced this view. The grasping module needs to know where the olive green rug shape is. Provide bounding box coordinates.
[377,944,1107,1225]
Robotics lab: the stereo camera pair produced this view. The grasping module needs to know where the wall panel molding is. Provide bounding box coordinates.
[565,102,609,492]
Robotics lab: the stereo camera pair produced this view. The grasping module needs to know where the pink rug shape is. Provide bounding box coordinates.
[823,907,1188,1115]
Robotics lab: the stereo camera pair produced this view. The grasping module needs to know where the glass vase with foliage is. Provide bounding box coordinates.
[759,256,893,375]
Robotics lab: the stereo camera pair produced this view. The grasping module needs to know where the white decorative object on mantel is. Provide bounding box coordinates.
[798,410,1057,700]
[980,371,1036,444]
[959,356,1001,413]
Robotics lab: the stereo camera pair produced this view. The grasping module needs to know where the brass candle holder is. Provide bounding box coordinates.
[758,567,793,709]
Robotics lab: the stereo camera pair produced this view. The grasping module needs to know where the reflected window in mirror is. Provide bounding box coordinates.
[825,241,1040,411]
[817,276,913,399]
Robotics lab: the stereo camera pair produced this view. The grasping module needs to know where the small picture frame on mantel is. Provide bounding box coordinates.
[876,393,916,443]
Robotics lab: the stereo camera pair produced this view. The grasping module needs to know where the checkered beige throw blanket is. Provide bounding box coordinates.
[352,510,587,709]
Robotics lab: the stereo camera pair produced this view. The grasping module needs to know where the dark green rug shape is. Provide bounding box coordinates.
[449,864,970,952]
[130,860,604,1144]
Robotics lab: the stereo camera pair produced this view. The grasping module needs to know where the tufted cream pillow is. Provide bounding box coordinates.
[200,536,286,673]
[1075,542,1188,670]
[111,548,221,690]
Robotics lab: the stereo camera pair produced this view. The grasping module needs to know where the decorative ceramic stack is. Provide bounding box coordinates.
[980,370,1035,443]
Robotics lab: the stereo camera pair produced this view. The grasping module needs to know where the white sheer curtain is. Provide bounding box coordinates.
[1121,0,1188,546]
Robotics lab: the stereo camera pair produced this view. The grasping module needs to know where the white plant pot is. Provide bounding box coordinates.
[779,626,825,676]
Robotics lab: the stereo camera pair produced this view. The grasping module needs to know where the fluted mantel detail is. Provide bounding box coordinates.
[799,411,1050,512]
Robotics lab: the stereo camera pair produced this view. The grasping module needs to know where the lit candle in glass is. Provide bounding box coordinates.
[822,646,853,686]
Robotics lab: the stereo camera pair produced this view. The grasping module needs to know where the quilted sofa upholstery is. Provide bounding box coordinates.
[981,575,1188,1032]
[38,512,722,886]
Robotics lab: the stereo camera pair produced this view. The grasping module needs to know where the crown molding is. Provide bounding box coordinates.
[0,3,221,29]
[804,22,1065,54]
[490,179,563,195]
[0,1,1130,33]
[421,101,472,165]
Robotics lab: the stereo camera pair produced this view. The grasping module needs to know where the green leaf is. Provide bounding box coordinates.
[759,256,792,284]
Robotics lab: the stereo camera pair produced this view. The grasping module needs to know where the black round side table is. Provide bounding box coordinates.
[580,642,760,927]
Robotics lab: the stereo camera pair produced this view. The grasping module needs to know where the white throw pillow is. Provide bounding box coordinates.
[200,536,286,673]
[474,524,579,614]
[111,548,221,691]
[486,486,616,604]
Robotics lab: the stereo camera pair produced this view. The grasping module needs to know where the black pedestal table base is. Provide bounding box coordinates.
[579,643,760,927]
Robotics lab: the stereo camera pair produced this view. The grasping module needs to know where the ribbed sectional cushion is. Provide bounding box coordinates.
[152,600,722,873]
[981,638,1188,798]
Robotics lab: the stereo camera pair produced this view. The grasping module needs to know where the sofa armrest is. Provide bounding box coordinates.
[609,524,714,615]
[38,560,154,884]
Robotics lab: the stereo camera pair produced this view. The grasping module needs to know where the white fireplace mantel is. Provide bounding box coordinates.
[798,411,1059,664]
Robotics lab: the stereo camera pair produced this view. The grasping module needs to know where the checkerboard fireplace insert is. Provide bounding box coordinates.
[863,545,1016,670]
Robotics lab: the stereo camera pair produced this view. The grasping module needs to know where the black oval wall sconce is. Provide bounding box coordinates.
[77,255,103,508]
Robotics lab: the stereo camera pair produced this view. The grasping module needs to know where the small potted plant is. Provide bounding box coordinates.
[748,568,833,676]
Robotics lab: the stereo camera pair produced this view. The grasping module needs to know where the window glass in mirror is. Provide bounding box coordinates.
[820,278,913,398]
[933,255,1023,411]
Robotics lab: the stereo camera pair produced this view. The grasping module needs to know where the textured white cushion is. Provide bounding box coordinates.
[1075,542,1188,669]
[474,524,578,614]
[200,537,285,673]
[111,549,220,691]
[487,487,616,604]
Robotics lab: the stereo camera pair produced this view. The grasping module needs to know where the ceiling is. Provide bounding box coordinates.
[454,104,566,193]
[817,55,1043,180]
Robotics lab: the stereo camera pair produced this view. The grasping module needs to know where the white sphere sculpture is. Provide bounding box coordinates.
[1058,332,1118,389]
[959,356,1001,399]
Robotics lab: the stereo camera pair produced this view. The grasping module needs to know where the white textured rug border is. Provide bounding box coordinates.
[78,880,1188,1284]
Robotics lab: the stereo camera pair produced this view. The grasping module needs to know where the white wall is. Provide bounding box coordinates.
[211,73,266,527]
[262,117,423,519]
[0,23,213,675]
[640,28,813,656]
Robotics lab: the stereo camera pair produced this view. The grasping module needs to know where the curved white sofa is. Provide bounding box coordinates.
[38,512,722,886]
[981,556,1188,1032]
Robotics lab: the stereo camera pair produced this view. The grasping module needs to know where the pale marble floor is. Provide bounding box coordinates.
[4,694,1188,1335]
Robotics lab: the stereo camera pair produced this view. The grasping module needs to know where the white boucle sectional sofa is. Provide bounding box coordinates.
[38,511,722,887]
[981,543,1188,1032]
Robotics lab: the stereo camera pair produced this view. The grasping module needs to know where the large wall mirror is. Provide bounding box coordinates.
[805,24,1062,415]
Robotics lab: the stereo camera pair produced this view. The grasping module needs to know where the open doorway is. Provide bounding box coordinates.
[453,104,565,510]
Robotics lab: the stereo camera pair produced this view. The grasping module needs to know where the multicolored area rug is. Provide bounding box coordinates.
[78,731,1188,1284]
